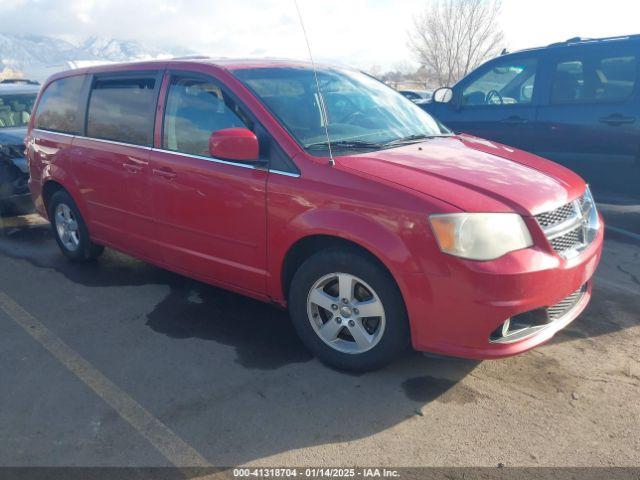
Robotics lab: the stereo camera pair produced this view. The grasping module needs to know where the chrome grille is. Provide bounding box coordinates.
[550,228,583,252]
[547,285,586,320]
[535,190,598,258]
[536,200,579,228]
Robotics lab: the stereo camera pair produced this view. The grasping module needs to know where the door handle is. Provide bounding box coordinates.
[599,114,636,126]
[122,162,143,174]
[501,116,529,125]
[153,168,177,179]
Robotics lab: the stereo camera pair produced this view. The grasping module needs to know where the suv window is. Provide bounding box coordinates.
[401,91,420,100]
[551,51,637,104]
[87,76,157,146]
[0,93,36,128]
[462,58,538,106]
[34,75,85,134]
[162,76,247,157]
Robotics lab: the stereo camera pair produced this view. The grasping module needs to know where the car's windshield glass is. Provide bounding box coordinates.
[233,67,450,154]
[0,93,37,128]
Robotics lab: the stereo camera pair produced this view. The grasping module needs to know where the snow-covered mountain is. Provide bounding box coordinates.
[0,33,192,80]
[78,36,182,63]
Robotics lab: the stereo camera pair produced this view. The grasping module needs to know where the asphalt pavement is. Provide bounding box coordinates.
[0,204,638,469]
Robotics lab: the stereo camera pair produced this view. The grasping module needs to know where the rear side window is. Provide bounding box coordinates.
[34,75,85,134]
[87,76,157,146]
[162,76,247,156]
[551,51,637,104]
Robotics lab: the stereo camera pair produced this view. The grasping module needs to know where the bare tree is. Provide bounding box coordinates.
[408,0,505,87]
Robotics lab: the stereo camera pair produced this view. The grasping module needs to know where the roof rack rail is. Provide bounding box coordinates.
[171,55,210,60]
[0,78,40,85]
[547,34,640,48]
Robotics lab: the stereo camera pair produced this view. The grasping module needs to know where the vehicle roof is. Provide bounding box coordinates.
[0,84,41,95]
[61,57,341,74]
[509,33,640,56]
[42,57,355,84]
[183,57,342,70]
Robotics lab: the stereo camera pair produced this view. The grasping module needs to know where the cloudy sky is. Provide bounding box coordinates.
[0,0,639,70]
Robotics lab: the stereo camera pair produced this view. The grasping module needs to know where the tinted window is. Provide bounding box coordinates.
[34,76,85,134]
[0,93,37,128]
[551,52,637,104]
[87,76,157,146]
[163,76,246,156]
[462,58,537,106]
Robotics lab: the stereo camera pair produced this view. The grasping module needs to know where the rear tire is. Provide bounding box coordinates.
[289,248,409,372]
[48,190,104,262]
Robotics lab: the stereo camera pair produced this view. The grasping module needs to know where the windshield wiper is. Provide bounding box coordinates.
[383,133,452,147]
[306,140,384,151]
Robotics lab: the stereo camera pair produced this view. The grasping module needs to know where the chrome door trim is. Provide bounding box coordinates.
[152,148,302,177]
[151,148,257,170]
[268,169,301,178]
[33,130,302,177]
[32,128,76,139]
[75,135,153,151]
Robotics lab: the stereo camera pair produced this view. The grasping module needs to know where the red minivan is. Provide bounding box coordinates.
[26,59,604,371]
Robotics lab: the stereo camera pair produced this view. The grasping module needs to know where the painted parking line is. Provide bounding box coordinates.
[0,291,211,469]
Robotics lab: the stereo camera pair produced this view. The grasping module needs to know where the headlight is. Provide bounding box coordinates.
[429,213,533,261]
[582,187,600,245]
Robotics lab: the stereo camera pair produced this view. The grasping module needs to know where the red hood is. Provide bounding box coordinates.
[338,135,586,216]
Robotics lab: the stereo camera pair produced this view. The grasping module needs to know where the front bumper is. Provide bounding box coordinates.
[404,216,604,359]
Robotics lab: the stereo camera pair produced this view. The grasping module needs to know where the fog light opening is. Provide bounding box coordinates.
[490,308,552,344]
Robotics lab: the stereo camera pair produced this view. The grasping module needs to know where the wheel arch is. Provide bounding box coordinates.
[40,166,89,222]
[282,235,396,300]
[41,180,65,214]
[272,209,422,306]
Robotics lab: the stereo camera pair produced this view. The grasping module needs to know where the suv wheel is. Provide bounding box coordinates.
[49,190,104,262]
[289,248,409,372]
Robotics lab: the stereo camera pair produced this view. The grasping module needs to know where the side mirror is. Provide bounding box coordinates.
[209,128,260,162]
[432,87,454,104]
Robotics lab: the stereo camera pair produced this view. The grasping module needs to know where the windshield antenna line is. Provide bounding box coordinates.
[293,0,335,166]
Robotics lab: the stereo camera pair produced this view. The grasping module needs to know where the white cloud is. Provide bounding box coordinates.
[502,0,640,51]
[0,0,638,70]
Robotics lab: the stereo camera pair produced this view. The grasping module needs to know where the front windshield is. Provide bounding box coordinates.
[234,67,450,154]
[0,93,37,128]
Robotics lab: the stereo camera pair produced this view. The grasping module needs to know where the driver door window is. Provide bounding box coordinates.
[162,76,247,157]
[462,58,538,106]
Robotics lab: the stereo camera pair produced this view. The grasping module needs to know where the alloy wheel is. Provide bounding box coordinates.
[54,203,80,252]
[306,272,386,354]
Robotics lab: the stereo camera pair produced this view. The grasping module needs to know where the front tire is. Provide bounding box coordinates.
[48,190,104,262]
[289,248,409,372]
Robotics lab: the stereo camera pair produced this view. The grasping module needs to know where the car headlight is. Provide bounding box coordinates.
[582,187,600,244]
[429,213,533,261]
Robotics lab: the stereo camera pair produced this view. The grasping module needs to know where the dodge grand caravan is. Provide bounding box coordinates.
[26,59,604,371]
